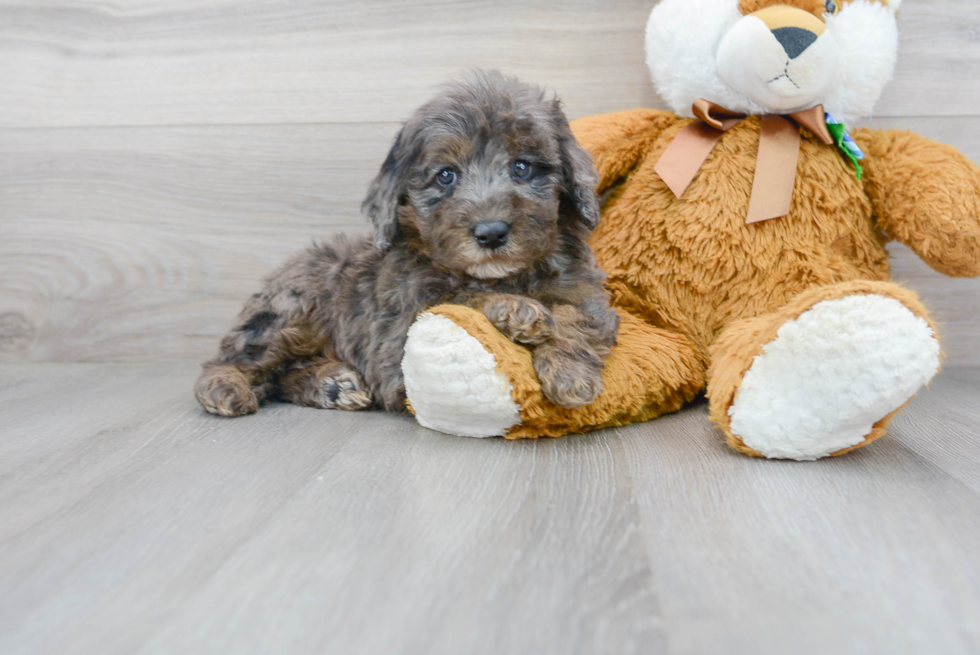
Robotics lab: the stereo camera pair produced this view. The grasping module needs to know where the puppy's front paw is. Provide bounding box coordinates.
[533,345,604,408]
[195,365,259,417]
[482,296,555,345]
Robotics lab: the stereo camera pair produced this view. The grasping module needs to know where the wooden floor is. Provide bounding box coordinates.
[2,363,979,654]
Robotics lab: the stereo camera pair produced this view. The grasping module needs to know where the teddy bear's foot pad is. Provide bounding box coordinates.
[728,294,940,460]
[403,313,521,438]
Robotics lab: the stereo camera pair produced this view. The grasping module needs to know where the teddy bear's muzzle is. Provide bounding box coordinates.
[716,4,839,113]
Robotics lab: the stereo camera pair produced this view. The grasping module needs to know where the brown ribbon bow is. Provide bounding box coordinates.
[654,99,835,224]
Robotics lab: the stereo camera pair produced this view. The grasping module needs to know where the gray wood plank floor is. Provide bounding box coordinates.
[2,363,979,654]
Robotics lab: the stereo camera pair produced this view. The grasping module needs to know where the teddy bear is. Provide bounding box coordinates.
[399,0,980,460]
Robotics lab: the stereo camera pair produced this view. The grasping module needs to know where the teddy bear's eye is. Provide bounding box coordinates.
[824,0,839,14]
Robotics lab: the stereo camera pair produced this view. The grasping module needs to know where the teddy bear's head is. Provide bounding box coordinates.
[646,0,901,124]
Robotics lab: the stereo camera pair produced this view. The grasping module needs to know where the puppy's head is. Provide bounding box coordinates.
[362,70,600,279]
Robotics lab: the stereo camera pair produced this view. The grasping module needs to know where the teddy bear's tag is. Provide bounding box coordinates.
[825,113,865,180]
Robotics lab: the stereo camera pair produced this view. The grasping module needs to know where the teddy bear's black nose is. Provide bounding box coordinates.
[772,26,818,59]
[473,221,510,250]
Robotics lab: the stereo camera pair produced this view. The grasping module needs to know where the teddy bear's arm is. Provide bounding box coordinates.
[570,109,677,195]
[854,128,980,278]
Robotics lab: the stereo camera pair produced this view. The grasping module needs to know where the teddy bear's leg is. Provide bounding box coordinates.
[402,304,705,439]
[707,280,941,460]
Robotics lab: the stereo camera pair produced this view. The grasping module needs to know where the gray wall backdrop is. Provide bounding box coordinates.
[1,0,978,364]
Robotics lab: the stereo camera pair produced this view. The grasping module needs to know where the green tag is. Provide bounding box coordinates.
[826,121,864,180]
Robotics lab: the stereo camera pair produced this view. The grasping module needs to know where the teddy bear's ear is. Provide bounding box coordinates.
[552,100,601,231]
[361,124,420,252]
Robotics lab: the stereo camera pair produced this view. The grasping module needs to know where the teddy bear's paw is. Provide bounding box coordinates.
[534,343,604,409]
[402,313,521,438]
[728,294,940,460]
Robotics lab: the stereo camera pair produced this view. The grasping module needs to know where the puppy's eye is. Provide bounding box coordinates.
[436,168,457,187]
[512,160,532,179]
[824,0,839,15]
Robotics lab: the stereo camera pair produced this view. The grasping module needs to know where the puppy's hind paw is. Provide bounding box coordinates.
[195,365,259,417]
[283,361,372,411]
[318,365,373,410]
[534,346,604,409]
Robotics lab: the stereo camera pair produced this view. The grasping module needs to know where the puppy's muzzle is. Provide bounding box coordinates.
[473,221,510,250]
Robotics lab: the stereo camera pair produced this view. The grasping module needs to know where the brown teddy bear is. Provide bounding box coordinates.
[401,0,980,460]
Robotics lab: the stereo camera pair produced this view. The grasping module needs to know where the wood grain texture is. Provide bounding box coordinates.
[615,374,980,654]
[2,118,979,364]
[0,123,393,362]
[0,363,663,655]
[0,362,978,654]
[889,367,980,494]
[0,0,663,128]
[0,0,978,128]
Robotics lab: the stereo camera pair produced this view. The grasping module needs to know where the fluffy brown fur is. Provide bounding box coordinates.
[430,109,980,449]
[194,71,619,417]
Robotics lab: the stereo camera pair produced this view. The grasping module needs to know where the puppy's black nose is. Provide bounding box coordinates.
[772,27,818,60]
[473,221,510,250]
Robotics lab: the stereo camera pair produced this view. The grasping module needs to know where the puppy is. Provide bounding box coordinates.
[194,70,619,418]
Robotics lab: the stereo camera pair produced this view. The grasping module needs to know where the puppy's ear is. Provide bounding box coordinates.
[553,101,601,231]
[362,125,418,251]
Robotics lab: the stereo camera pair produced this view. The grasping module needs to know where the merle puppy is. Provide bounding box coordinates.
[194,70,619,417]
